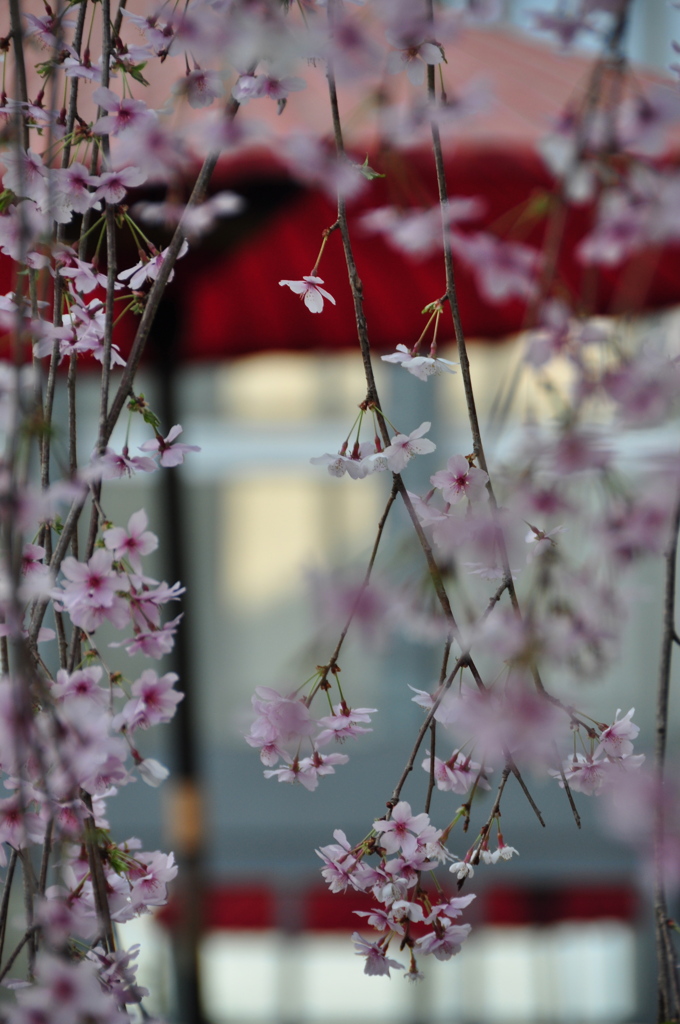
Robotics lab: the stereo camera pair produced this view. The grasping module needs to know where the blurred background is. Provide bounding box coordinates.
[41,0,680,1020]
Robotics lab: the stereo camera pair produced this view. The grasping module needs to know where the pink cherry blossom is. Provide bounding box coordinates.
[175,67,224,109]
[316,704,377,745]
[118,240,189,291]
[104,509,159,573]
[57,257,109,295]
[51,666,108,706]
[139,424,200,467]
[422,750,490,794]
[110,613,183,660]
[381,344,457,380]
[431,455,488,504]
[232,73,306,105]
[92,165,147,205]
[311,441,387,479]
[383,422,436,473]
[92,87,156,136]
[263,758,321,791]
[115,670,183,731]
[481,833,519,863]
[352,933,404,976]
[1,148,47,206]
[416,921,471,960]
[55,549,131,632]
[450,232,540,304]
[595,708,640,759]
[373,801,433,855]
[293,751,350,789]
[316,830,363,893]
[50,163,101,218]
[246,686,316,756]
[127,850,177,908]
[524,523,567,561]
[98,446,158,478]
[385,28,445,88]
[279,276,336,314]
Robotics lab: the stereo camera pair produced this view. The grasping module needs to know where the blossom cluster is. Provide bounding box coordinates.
[246,686,376,791]
[317,803,475,979]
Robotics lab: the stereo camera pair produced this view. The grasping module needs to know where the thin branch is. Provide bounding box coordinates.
[469,765,512,865]
[0,850,19,965]
[552,742,582,829]
[324,480,398,674]
[424,49,552,703]
[389,656,466,806]
[83,794,116,953]
[8,0,30,151]
[324,17,460,646]
[38,819,53,897]
[654,483,680,1021]
[19,850,37,975]
[424,720,437,815]
[0,929,36,986]
[507,756,545,827]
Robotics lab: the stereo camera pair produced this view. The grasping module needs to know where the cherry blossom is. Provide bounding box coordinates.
[175,67,224,109]
[383,422,436,473]
[232,73,306,105]
[352,933,404,976]
[57,256,109,295]
[311,441,387,479]
[136,756,171,788]
[114,671,184,731]
[594,708,640,759]
[422,750,490,794]
[416,921,471,960]
[104,509,159,573]
[98,446,158,478]
[316,830,364,893]
[481,834,519,863]
[381,344,458,380]
[431,455,488,504]
[92,87,156,136]
[0,148,47,205]
[385,27,446,87]
[373,801,434,856]
[246,686,316,757]
[316,704,377,745]
[92,166,148,205]
[525,523,567,562]
[55,550,131,632]
[51,667,108,706]
[450,232,540,303]
[279,276,336,314]
[118,240,189,291]
[139,425,201,467]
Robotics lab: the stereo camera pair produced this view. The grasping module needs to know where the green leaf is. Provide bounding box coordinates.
[124,62,150,87]
[516,190,552,226]
[0,190,16,213]
[142,408,161,431]
[356,155,385,181]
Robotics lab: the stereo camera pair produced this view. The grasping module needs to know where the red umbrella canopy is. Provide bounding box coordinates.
[169,142,680,361]
[2,22,679,360]
[159,24,680,360]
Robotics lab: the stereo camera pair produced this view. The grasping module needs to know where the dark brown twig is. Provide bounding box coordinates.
[654,484,680,1021]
